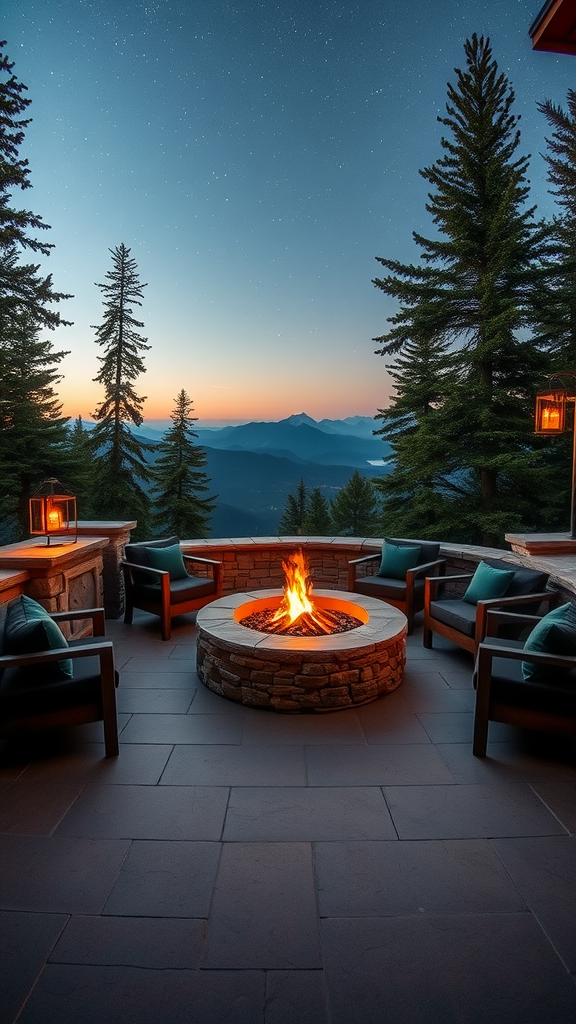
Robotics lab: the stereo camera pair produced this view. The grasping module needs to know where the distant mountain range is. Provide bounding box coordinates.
[84,413,393,536]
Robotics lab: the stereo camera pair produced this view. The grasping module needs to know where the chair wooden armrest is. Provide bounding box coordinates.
[406,558,446,582]
[347,553,380,590]
[120,560,168,580]
[50,607,106,636]
[424,572,473,603]
[473,641,576,757]
[484,608,544,638]
[182,554,223,596]
[474,591,554,645]
[0,641,118,757]
[0,639,114,670]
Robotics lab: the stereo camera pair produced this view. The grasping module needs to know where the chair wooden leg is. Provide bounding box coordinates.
[100,648,119,757]
[161,607,171,641]
[472,714,488,757]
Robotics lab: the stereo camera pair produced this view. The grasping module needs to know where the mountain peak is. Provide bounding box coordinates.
[280,413,318,427]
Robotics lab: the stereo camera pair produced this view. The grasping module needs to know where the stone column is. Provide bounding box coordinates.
[77,521,137,618]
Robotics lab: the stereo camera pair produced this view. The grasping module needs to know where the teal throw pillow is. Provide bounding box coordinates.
[522,603,576,681]
[463,561,514,605]
[377,542,421,581]
[146,544,189,581]
[5,595,73,679]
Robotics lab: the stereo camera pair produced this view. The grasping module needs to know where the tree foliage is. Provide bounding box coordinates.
[90,244,151,532]
[0,41,72,539]
[278,478,309,534]
[302,488,333,535]
[372,35,554,546]
[330,470,380,536]
[151,390,216,538]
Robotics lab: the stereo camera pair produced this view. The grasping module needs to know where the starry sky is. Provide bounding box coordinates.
[4,0,575,426]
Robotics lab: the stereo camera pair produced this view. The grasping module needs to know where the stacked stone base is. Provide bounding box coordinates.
[196,628,405,712]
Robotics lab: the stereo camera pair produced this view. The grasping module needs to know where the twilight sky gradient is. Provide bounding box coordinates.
[4,0,575,425]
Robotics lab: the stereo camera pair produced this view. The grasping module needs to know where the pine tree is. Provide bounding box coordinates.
[536,90,576,366]
[330,471,380,536]
[0,315,70,539]
[151,390,216,538]
[372,35,550,547]
[0,42,72,539]
[90,244,151,532]
[63,416,96,518]
[374,332,456,538]
[0,42,71,330]
[302,488,333,535]
[531,89,576,530]
[277,478,308,534]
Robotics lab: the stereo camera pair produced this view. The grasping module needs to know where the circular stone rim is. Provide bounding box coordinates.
[196,588,407,653]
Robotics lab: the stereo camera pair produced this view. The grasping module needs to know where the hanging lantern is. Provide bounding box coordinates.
[534,388,568,434]
[29,478,78,546]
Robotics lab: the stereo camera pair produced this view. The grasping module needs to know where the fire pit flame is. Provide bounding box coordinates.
[240,549,363,637]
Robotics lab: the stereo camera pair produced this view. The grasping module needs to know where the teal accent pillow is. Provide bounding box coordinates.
[377,542,421,581]
[146,543,189,581]
[522,603,576,681]
[463,561,514,605]
[5,595,73,679]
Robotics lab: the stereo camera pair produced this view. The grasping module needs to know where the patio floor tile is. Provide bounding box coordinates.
[265,970,328,1024]
[321,914,576,1024]
[0,911,68,1024]
[118,712,243,745]
[315,838,526,916]
[306,743,456,786]
[54,785,229,841]
[383,782,570,839]
[160,744,307,786]
[15,964,265,1024]
[203,842,321,969]
[102,838,221,917]
[492,835,576,973]
[222,786,397,841]
[0,835,130,913]
[0,780,84,836]
[49,914,206,968]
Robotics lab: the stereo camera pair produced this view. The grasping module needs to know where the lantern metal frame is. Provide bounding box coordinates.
[534,373,576,538]
[29,478,78,546]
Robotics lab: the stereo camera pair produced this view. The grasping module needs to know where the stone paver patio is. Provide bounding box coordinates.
[1,609,575,1023]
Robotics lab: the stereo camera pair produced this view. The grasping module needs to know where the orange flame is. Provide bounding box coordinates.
[268,549,337,634]
[270,549,314,626]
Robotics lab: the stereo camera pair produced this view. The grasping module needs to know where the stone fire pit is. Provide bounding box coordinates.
[196,589,407,712]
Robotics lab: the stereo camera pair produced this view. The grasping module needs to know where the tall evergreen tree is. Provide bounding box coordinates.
[531,89,576,529]
[277,478,308,535]
[330,471,380,536]
[536,90,576,367]
[372,35,551,547]
[90,244,151,532]
[151,390,216,538]
[0,42,71,329]
[0,41,72,539]
[302,488,333,535]
[0,315,70,539]
[374,332,455,538]
[63,416,96,518]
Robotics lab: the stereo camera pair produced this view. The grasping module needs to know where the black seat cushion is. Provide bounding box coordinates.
[134,575,216,604]
[429,598,477,637]
[0,645,118,719]
[488,654,576,717]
